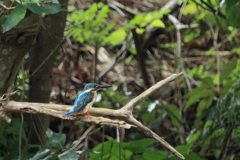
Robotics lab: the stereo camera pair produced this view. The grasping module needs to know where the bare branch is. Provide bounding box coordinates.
[126,115,185,159]
[0,2,15,10]
[0,73,184,159]
[0,109,11,123]
[3,101,134,129]
[121,72,183,111]
[71,124,96,150]
[0,90,18,102]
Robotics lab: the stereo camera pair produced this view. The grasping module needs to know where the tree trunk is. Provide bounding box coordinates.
[27,0,68,145]
[0,11,41,95]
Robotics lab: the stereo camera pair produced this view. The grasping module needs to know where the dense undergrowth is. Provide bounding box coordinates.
[1,0,240,159]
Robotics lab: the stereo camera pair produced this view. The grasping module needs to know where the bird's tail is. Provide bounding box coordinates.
[65,111,74,115]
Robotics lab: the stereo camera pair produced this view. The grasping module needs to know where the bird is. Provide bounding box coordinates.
[65,83,111,116]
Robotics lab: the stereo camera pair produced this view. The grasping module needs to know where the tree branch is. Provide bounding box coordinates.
[121,72,183,111]
[2,101,134,129]
[126,116,185,159]
[0,72,185,159]
[0,2,15,10]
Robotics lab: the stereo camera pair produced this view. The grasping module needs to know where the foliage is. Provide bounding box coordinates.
[68,2,116,47]
[0,118,29,159]
[28,129,80,160]
[1,5,26,33]
[186,80,240,158]
[226,0,240,27]
[185,56,239,116]
[2,0,240,159]
[67,2,167,47]
[88,139,203,160]
[94,86,127,109]
[1,0,63,32]
[0,121,80,159]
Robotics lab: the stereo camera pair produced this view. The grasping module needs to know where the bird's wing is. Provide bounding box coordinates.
[73,91,94,112]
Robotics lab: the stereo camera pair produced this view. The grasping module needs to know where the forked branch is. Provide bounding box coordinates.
[0,72,184,159]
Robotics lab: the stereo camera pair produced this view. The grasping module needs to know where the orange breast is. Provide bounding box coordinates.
[82,92,97,113]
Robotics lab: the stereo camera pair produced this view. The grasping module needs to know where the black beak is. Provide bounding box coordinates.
[97,85,112,89]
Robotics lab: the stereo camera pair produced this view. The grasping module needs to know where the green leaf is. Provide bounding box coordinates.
[24,2,63,14]
[126,55,134,64]
[30,148,51,160]
[226,0,240,27]
[89,139,118,160]
[123,150,132,159]
[6,119,27,140]
[129,13,145,26]
[196,92,214,117]
[142,111,155,125]
[186,130,201,144]
[150,19,165,28]
[175,144,193,155]
[46,128,53,138]
[104,29,126,45]
[48,132,66,149]
[220,58,237,83]
[183,4,197,15]
[58,150,80,160]
[175,154,204,160]
[122,139,155,151]
[0,138,6,146]
[133,155,146,160]
[202,120,214,137]
[136,28,145,34]
[232,78,240,90]
[201,76,214,88]
[1,4,26,33]
[148,114,166,129]
[144,14,152,23]
[166,105,180,126]
[142,150,167,159]
[184,87,206,111]
[42,151,57,160]
[8,139,19,157]
[151,10,164,19]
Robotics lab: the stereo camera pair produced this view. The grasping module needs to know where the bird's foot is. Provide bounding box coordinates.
[86,112,91,118]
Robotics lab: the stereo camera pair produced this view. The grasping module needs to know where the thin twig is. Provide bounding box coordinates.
[19,113,23,159]
[107,0,138,16]
[71,124,96,150]
[214,28,220,93]
[0,90,18,102]
[31,115,44,146]
[29,39,65,77]
[0,2,15,10]
[116,127,120,143]
[168,15,191,91]
[101,126,105,160]
[218,126,233,160]
[96,41,128,82]
[199,0,226,19]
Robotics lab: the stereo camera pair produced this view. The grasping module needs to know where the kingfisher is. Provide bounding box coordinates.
[65,83,111,116]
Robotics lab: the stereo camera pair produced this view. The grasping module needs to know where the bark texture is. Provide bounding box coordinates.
[0,8,41,94]
[27,0,68,145]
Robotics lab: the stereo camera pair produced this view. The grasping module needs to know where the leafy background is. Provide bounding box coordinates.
[1,0,240,159]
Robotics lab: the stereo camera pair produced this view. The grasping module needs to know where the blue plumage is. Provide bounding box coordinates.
[65,91,94,115]
[65,83,111,116]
